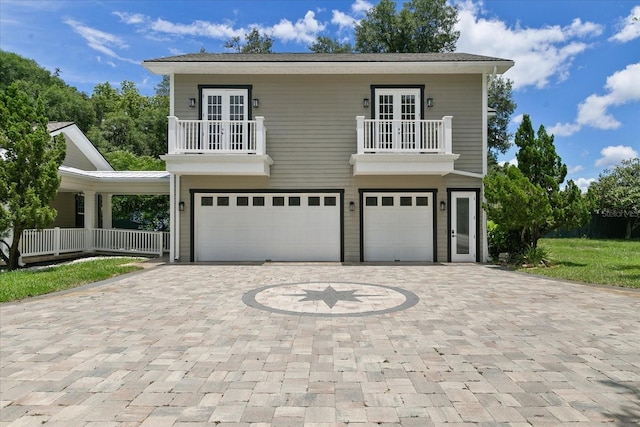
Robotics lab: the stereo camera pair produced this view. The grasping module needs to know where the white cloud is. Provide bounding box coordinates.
[351,0,373,15]
[269,11,325,43]
[332,10,357,31]
[568,165,585,174]
[610,5,640,43]
[168,47,185,56]
[113,11,147,25]
[150,18,242,39]
[548,62,640,135]
[595,145,639,167]
[573,177,595,193]
[455,1,603,90]
[499,158,518,167]
[64,19,138,65]
[548,122,581,137]
[115,10,324,45]
[511,114,524,126]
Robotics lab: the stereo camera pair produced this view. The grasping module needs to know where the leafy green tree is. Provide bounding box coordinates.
[484,115,590,252]
[354,0,459,53]
[225,28,273,53]
[588,158,640,239]
[0,51,96,131]
[309,36,353,53]
[0,83,65,270]
[488,75,516,168]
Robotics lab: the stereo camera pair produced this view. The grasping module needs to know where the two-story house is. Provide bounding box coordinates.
[142,53,514,263]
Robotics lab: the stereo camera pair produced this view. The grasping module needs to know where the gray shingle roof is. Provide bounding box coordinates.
[144,52,512,64]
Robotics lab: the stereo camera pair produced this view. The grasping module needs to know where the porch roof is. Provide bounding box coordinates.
[59,166,170,195]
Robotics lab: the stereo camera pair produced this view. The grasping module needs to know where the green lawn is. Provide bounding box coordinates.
[521,238,640,288]
[0,257,144,302]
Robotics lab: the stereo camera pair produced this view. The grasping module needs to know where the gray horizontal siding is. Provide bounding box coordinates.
[173,73,485,262]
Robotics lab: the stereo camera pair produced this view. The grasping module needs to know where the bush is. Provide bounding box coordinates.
[518,245,550,267]
[487,221,526,261]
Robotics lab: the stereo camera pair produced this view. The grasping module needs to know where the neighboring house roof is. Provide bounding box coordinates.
[48,122,114,171]
[143,52,514,75]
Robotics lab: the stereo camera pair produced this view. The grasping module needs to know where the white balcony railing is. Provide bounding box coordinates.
[19,228,170,258]
[356,116,453,154]
[168,116,266,155]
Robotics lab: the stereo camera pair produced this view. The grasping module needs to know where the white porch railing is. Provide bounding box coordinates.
[168,116,266,155]
[19,228,169,258]
[356,116,453,154]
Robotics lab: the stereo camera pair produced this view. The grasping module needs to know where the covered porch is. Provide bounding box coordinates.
[16,167,170,264]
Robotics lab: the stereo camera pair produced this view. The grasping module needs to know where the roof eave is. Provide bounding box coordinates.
[143,60,514,76]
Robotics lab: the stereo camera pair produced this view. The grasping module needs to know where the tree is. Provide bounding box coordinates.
[0,83,65,270]
[225,28,273,53]
[354,0,459,53]
[588,158,640,239]
[487,75,516,168]
[309,36,353,53]
[484,115,590,251]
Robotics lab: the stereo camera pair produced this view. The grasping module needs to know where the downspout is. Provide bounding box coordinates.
[481,72,490,262]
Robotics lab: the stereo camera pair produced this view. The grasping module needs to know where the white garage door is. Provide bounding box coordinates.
[194,192,341,262]
[363,192,434,262]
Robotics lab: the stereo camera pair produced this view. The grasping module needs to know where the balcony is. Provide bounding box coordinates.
[162,116,273,176]
[350,116,460,175]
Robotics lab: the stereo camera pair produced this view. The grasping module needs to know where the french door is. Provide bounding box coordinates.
[450,191,477,262]
[202,89,249,151]
[374,88,421,149]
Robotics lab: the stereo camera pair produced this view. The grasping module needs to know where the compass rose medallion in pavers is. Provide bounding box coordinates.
[243,282,419,317]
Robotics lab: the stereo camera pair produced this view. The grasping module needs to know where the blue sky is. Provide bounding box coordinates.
[1,0,638,190]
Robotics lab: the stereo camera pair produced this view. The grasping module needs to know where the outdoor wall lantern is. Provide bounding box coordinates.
[363,98,369,108]
[440,200,446,211]
[349,201,356,212]
[252,98,259,108]
[179,201,185,211]
[427,97,434,108]
[189,98,196,108]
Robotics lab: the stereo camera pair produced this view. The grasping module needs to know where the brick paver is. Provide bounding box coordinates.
[1,263,639,425]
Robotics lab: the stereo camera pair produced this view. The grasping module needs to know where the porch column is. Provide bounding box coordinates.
[84,190,95,251]
[102,194,112,229]
[442,116,453,154]
[356,116,365,154]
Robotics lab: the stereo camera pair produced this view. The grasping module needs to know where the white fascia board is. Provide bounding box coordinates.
[349,153,460,175]
[161,154,273,176]
[144,60,515,76]
[50,124,114,171]
[58,167,169,194]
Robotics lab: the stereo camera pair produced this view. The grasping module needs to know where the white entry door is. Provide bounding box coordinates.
[201,89,249,151]
[363,192,433,262]
[374,88,421,149]
[450,191,477,262]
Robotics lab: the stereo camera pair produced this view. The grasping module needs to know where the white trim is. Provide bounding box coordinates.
[144,60,515,76]
[350,153,459,175]
[161,154,273,176]
[50,124,113,171]
[448,170,484,179]
[58,166,169,194]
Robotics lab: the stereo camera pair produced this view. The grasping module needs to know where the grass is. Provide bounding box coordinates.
[0,257,144,302]
[519,238,640,288]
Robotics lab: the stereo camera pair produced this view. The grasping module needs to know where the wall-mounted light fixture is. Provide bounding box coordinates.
[349,201,356,212]
[363,98,369,108]
[252,98,259,108]
[189,98,196,108]
[426,97,434,108]
[179,201,185,212]
[440,200,446,211]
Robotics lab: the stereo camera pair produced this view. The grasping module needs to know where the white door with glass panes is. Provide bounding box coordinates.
[201,89,249,152]
[450,191,477,262]
[374,88,421,150]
